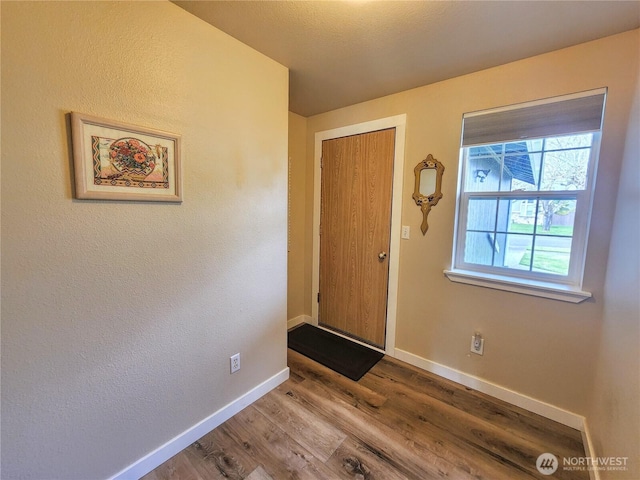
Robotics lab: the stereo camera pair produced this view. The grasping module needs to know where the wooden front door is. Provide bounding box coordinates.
[319,128,395,348]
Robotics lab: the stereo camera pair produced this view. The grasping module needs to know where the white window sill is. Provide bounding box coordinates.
[443,269,592,303]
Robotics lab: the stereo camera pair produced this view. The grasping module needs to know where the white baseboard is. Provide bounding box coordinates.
[393,348,585,431]
[108,368,290,480]
[580,420,601,480]
[287,314,312,330]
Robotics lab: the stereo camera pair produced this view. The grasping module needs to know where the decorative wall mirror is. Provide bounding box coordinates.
[412,154,445,234]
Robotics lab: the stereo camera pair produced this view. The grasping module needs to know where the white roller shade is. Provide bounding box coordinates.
[462,89,606,147]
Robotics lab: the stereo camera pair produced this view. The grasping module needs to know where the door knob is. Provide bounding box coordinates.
[378,252,387,260]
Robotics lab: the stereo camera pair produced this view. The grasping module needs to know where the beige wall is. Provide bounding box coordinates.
[287,112,307,320]
[301,30,639,415]
[586,75,640,478]
[1,2,288,479]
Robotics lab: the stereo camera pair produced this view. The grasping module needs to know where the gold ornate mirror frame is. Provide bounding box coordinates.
[412,154,445,235]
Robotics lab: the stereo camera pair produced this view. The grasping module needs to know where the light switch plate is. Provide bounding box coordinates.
[401,225,410,239]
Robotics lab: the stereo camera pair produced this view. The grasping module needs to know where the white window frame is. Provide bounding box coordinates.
[445,89,606,303]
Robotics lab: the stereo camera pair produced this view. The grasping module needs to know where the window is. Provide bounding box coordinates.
[445,89,606,303]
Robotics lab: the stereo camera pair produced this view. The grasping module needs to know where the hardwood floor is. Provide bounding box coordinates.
[143,349,588,480]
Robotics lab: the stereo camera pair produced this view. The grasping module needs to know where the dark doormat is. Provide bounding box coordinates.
[288,323,384,381]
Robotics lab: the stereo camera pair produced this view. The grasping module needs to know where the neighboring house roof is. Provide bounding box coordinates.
[470,142,536,185]
[504,142,536,185]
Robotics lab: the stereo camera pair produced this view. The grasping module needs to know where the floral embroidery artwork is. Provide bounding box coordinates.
[92,136,169,189]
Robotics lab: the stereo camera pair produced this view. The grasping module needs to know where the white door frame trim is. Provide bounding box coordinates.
[311,114,406,355]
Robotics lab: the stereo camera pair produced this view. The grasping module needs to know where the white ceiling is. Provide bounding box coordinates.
[174,1,640,117]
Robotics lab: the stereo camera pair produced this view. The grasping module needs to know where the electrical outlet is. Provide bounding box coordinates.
[470,333,484,355]
[230,353,241,374]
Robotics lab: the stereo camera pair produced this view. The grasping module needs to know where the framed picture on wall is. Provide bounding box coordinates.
[71,112,182,202]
